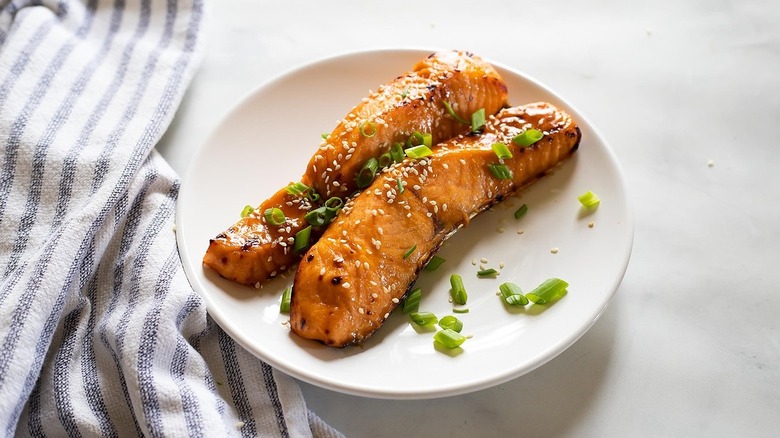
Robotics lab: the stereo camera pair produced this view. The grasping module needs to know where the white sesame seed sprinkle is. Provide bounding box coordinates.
[342,282,351,288]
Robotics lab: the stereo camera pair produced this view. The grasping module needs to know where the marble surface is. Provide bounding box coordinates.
[157,0,780,436]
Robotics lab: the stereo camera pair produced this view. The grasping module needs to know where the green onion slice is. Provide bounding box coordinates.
[406,131,425,148]
[279,287,292,313]
[422,133,433,148]
[304,208,329,227]
[396,177,404,194]
[525,278,569,304]
[443,101,469,125]
[438,315,463,333]
[355,157,379,189]
[378,152,393,168]
[410,311,438,326]
[285,181,310,196]
[263,207,285,226]
[452,308,470,314]
[491,142,513,160]
[488,163,512,180]
[499,282,529,306]
[471,108,486,132]
[324,196,343,211]
[403,244,416,259]
[400,87,410,99]
[578,191,601,209]
[434,328,466,349]
[514,203,528,220]
[240,205,254,218]
[359,121,378,137]
[321,133,330,140]
[293,226,312,253]
[476,268,498,278]
[423,255,445,272]
[402,288,421,314]
[405,145,433,159]
[306,189,321,203]
[390,142,405,162]
[450,274,468,305]
[513,128,543,147]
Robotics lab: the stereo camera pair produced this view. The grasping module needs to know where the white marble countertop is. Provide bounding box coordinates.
[157,0,780,436]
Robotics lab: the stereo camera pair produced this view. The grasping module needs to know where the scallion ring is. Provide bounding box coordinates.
[476,268,498,278]
[263,207,285,226]
[402,288,422,314]
[438,315,463,333]
[405,145,433,159]
[512,128,543,147]
[499,282,528,306]
[433,328,466,349]
[406,131,425,148]
[359,120,378,138]
[410,312,438,326]
[285,181,310,196]
[423,255,445,272]
[390,142,405,163]
[443,101,469,124]
[304,208,329,227]
[378,152,393,168]
[324,196,343,211]
[525,278,569,304]
[293,225,312,254]
[450,274,468,305]
[240,205,254,218]
[514,204,528,220]
[471,108,486,132]
[578,190,601,209]
[488,163,512,180]
[355,157,379,189]
[491,142,513,160]
[279,287,292,313]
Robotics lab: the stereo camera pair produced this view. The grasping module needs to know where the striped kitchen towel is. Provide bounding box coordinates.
[0,1,341,436]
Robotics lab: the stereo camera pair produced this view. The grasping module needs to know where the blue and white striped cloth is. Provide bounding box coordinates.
[0,1,341,436]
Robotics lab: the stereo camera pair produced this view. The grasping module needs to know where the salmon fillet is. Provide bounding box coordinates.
[203,51,508,286]
[290,102,581,347]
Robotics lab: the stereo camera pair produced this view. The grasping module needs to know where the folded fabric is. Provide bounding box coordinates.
[0,1,341,436]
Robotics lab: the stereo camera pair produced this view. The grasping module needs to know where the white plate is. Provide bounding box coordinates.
[176,49,633,399]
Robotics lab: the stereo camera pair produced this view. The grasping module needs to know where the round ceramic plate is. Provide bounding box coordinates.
[176,49,633,399]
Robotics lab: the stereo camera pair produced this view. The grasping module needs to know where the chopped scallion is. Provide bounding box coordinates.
[396,177,404,194]
[476,268,498,278]
[443,101,469,124]
[422,133,433,148]
[471,108,486,132]
[491,142,513,160]
[293,226,312,253]
[306,189,321,203]
[405,145,433,159]
[279,287,292,313]
[304,208,329,227]
[499,282,529,306]
[402,288,421,314]
[263,207,285,226]
[359,121,378,137]
[285,181,310,196]
[403,244,416,259]
[452,308,470,314]
[514,204,528,220]
[406,131,425,148]
[513,128,543,147]
[240,205,254,218]
[423,255,445,272]
[488,163,512,180]
[355,157,379,188]
[324,196,343,211]
[410,312,438,326]
[438,315,463,333]
[433,328,466,349]
[578,191,601,209]
[378,152,393,168]
[450,274,468,305]
[525,278,569,304]
[390,142,405,162]
[400,87,410,99]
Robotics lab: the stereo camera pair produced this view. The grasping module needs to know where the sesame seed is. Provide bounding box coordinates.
[370,280,378,286]
[471,259,477,265]
[481,258,488,263]
[342,282,351,288]
[320,267,326,275]
[358,307,364,314]
[355,260,361,268]
[391,297,400,304]
[378,227,383,235]
[384,313,390,319]
[500,262,505,269]
[442,204,448,211]
[371,293,378,298]
[364,262,369,269]
[517,229,525,234]
[550,248,559,254]
[254,282,261,289]
[588,222,595,228]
